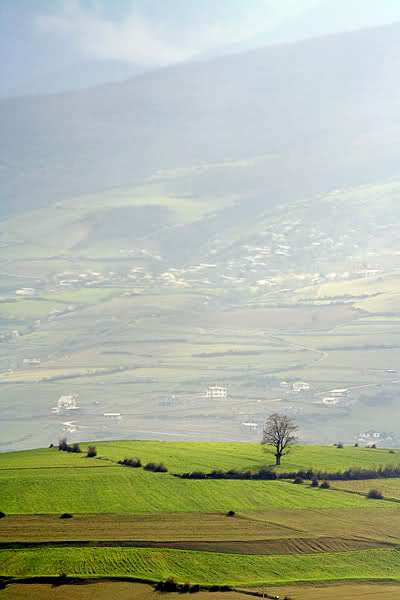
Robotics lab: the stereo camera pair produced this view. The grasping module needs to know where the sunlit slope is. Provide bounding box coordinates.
[1,444,400,514]
[2,546,400,585]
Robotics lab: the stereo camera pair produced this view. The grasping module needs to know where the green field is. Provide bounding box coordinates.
[1,442,400,587]
[2,546,400,585]
[0,464,379,515]
[332,478,400,500]
[3,442,398,474]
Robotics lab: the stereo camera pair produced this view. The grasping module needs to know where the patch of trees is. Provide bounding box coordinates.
[58,439,81,453]
[154,577,231,593]
[175,464,400,482]
[58,439,97,457]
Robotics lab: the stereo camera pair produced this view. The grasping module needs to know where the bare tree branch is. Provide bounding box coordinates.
[261,413,298,465]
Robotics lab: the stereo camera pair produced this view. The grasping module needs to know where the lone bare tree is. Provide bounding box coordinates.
[262,413,298,465]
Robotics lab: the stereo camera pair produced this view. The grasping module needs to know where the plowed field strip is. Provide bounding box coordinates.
[0,536,394,555]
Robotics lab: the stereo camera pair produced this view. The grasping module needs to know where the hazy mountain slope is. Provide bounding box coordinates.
[7,59,145,98]
[1,22,400,219]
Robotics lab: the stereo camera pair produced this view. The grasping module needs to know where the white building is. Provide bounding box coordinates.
[204,385,227,399]
[329,388,349,397]
[104,412,122,420]
[293,381,311,392]
[57,394,79,410]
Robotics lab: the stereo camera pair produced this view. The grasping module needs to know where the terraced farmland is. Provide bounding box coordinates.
[1,442,400,590]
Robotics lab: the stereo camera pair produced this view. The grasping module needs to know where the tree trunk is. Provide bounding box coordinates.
[275,454,281,465]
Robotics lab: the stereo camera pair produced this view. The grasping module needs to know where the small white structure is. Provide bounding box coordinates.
[241,422,258,430]
[329,388,349,397]
[23,358,41,365]
[104,412,122,420]
[204,385,227,399]
[280,381,289,388]
[57,395,79,410]
[293,381,311,392]
[322,397,339,405]
[16,288,35,296]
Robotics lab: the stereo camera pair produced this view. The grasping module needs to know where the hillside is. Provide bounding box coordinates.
[2,22,400,217]
[1,441,400,591]
[2,23,400,450]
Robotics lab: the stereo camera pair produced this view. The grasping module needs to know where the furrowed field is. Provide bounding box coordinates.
[1,441,400,590]
[2,546,400,585]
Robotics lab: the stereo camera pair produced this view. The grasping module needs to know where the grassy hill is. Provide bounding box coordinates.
[1,441,400,588]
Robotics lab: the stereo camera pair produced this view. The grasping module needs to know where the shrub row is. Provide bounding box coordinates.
[176,464,400,482]
[154,578,200,593]
[279,465,400,481]
[118,457,142,468]
[154,578,232,594]
[117,457,168,472]
[178,466,277,480]
[58,439,97,457]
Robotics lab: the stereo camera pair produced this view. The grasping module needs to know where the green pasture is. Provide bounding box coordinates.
[1,546,400,585]
[86,441,400,474]
[332,478,400,499]
[2,443,400,515]
[4,443,400,475]
[0,464,378,515]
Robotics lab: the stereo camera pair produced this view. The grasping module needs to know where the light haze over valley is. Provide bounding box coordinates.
[2,0,400,452]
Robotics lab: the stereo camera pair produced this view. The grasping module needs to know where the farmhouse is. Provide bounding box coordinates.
[204,385,227,399]
[57,395,79,410]
[293,381,311,392]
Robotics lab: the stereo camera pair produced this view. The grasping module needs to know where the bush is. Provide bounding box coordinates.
[226,510,235,517]
[370,444,377,449]
[311,478,319,487]
[255,465,278,480]
[144,462,168,473]
[389,449,396,454]
[320,480,330,489]
[337,442,344,449]
[118,457,141,468]
[181,582,192,593]
[189,584,200,593]
[58,437,69,451]
[189,471,207,479]
[49,443,54,448]
[0,511,6,519]
[87,446,97,458]
[293,477,304,484]
[60,513,73,519]
[354,443,359,447]
[164,577,179,592]
[71,443,81,453]
[367,488,384,499]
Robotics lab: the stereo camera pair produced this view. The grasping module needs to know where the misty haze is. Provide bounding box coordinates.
[1,1,400,596]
